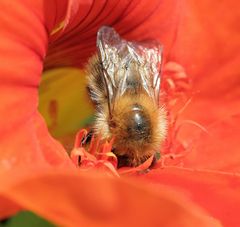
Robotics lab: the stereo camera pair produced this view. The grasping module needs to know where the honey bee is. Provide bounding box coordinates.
[86,26,167,167]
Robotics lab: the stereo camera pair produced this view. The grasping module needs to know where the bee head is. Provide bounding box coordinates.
[107,94,160,153]
[94,93,167,167]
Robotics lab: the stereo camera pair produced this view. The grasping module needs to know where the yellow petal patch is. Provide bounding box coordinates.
[39,67,94,149]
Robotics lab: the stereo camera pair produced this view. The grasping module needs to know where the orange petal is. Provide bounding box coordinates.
[143,167,240,227]
[162,0,240,172]
[170,0,240,84]
[0,1,74,169]
[0,1,239,226]
[0,169,221,227]
[178,113,240,172]
[45,0,184,68]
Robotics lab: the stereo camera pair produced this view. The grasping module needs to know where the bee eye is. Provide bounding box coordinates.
[126,105,151,141]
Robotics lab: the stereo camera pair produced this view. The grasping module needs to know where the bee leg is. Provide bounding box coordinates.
[149,151,161,169]
[116,154,131,168]
[137,152,161,174]
[78,130,94,166]
[81,130,93,146]
[76,130,93,166]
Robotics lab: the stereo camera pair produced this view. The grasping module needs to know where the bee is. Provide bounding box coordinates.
[86,26,167,167]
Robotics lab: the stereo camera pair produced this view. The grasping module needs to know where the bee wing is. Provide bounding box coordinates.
[97,26,163,107]
[130,40,163,104]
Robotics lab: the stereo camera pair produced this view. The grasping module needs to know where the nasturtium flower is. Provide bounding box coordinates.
[0,0,239,226]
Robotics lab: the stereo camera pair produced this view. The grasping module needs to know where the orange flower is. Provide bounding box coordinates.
[0,0,239,226]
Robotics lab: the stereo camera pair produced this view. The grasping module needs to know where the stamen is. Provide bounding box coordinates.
[70,129,119,177]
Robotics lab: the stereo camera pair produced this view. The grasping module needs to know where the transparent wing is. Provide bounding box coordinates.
[97,26,163,108]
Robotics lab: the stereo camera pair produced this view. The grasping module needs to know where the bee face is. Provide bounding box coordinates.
[86,26,167,167]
